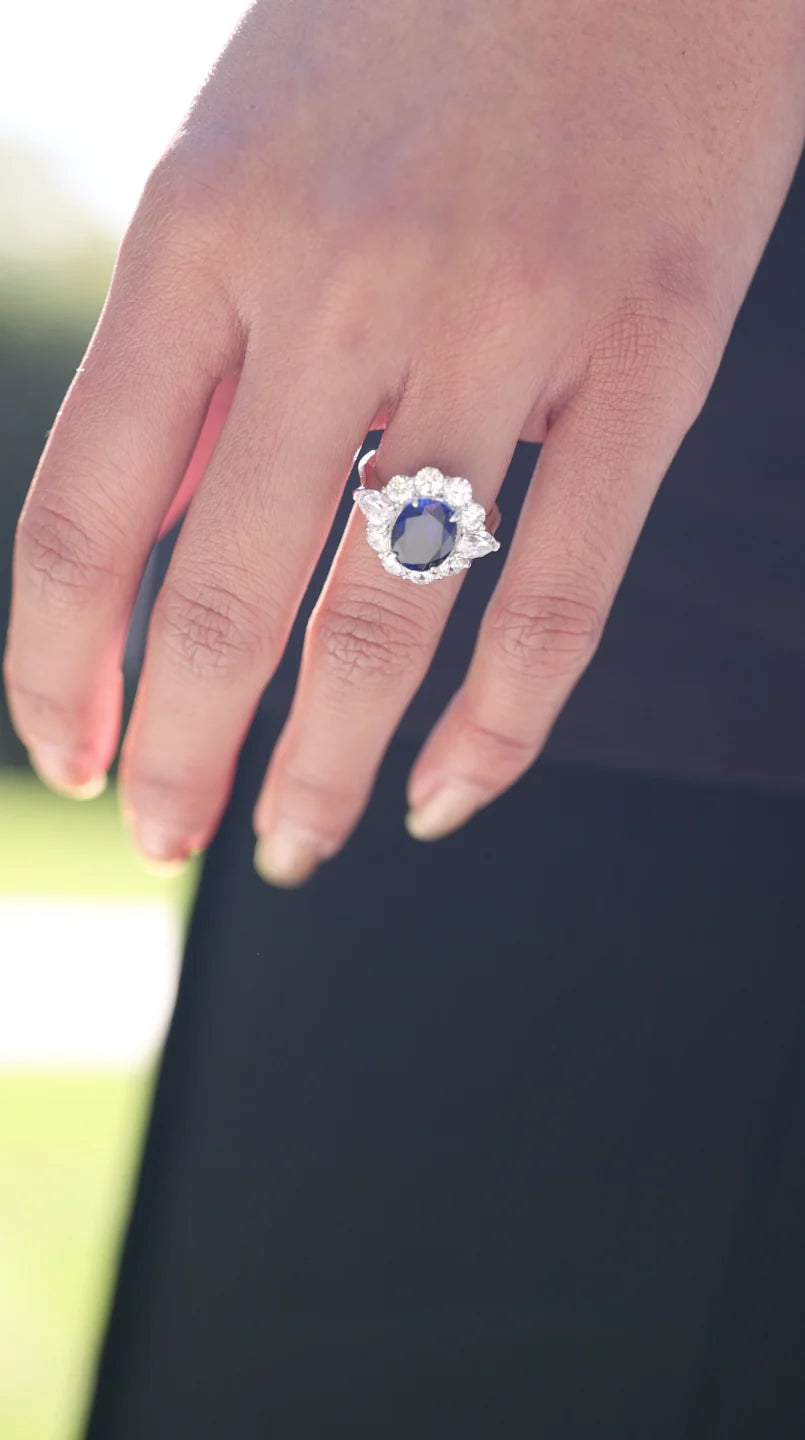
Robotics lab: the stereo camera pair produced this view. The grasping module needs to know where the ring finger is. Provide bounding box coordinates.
[252,358,532,887]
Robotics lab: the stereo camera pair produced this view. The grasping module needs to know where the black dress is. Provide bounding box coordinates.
[85,160,805,1438]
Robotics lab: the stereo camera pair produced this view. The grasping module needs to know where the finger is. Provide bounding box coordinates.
[158,373,240,540]
[120,354,381,869]
[3,215,240,796]
[251,374,525,889]
[405,370,706,839]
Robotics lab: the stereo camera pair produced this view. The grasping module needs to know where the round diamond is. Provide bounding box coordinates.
[384,476,414,503]
[462,500,486,529]
[391,497,457,572]
[444,476,473,507]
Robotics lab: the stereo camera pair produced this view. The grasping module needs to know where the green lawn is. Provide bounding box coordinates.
[0,769,195,1440]
[0,768,197,903]
[0,1071,152,1440]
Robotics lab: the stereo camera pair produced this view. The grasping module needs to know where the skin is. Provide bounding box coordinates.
[5,0,805,885]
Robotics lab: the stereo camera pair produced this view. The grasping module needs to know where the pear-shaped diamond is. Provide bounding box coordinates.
[355,488,389,522]
[461,530,499,559]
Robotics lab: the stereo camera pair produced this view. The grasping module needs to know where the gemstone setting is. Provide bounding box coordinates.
[354,461,500,584]
[391,498,457,571]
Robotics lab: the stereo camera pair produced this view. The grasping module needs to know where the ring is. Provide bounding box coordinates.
[353,461,501,585]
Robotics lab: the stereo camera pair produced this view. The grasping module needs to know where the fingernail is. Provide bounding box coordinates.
[405,781,484,842]
[254,827,323,888]
[29,746,107,800]
[134,819,191,874]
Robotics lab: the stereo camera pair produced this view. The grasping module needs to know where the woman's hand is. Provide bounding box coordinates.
[6,0,805,883]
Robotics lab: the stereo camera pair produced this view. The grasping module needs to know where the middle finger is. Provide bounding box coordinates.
[252,364,530,886]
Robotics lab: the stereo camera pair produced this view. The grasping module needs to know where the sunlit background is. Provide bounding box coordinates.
[1,5,246,1437]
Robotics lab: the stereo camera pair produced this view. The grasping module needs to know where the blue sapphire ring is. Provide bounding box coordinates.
[353,461,500,585]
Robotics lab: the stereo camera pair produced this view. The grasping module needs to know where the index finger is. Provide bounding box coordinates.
[4,214,240,794]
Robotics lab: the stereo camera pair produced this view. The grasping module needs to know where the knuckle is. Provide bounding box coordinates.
[122,148,240,292]
[487,590,605,680]
[311,587,430,689]
[155,577,269,680]
[124,761,216,817]
[104,149,243,368]
[588,257,722,423]
[640,227,727,340]
[137,148,226,243]
[3,675,86,749]
[457,713,537,773]
[267,765,358,838]
[16,501,117,612]
[589,296,670,382]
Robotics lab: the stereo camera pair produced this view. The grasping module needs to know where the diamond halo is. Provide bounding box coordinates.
[353,465,500,585]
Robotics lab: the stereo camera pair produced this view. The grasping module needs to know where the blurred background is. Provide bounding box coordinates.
[1,5,245,1437]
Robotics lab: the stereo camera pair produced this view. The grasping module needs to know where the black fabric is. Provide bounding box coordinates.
[86,715,805,1439]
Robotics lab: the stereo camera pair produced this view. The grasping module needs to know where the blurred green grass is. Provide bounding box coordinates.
[0,142,160,1440]
[0,768,196,903]
[0,768,194,1440]
[0,1071,151,1440]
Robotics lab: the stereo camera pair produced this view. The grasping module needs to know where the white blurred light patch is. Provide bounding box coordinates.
[0,899,181,1067]
[0,0,248,233]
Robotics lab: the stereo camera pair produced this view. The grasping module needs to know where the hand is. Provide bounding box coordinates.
[6,0,805,883]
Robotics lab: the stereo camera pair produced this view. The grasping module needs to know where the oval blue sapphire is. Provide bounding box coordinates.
[391,497,457,572]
